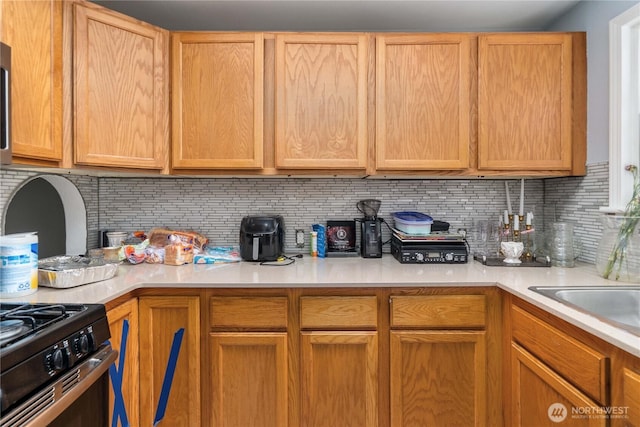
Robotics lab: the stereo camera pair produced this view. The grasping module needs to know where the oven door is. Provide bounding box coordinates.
[0,344,117,427]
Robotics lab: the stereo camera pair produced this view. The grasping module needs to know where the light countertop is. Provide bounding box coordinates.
[20,256,640,357]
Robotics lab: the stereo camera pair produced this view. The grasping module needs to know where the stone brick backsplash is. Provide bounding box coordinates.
[543,162,609,264]
[96,176,544,253]
[2,164,609,261]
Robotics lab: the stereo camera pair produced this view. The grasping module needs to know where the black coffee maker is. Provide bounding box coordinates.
[357,199,383,258]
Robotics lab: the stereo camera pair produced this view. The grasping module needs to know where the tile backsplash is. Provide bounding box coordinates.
[544,162,609,264]
[1,163,609,262]
[96,176,544,252]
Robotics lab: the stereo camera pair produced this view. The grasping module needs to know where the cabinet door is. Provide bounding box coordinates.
[620,366,640,427]
[376,34,471,170]
[511,343,605,427]
[139,296,200,427]
[1,0,63,162]
[209,333,288,427]
[390,330,486,427]
[300,331,378,427]
[172,33,264,169]
[275,33,368,169]
[478,33,573,171]
[107,298,139,427]
[73,3,169,170]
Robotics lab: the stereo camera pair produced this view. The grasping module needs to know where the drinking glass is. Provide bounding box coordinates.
[550,222,578,267]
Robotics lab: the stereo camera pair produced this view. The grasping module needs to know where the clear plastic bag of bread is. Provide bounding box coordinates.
[164,235,195,266]
[148,228,208,252]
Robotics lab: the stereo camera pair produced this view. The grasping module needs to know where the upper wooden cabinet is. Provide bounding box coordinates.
[376,34,472,171]
[171,33,264,170]
[1,0,63,164]
[275,33,368,170]
[478,33,585,174]
[73,2,169,171]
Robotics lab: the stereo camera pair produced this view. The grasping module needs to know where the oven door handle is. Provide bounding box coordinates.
[2,345,118,427]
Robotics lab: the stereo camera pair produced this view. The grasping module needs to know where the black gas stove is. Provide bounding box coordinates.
[0,302,114,425]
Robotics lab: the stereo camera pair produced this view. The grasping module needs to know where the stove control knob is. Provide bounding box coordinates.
[47,348,69,372]
[74,334,90,354]
[85,331,97,352]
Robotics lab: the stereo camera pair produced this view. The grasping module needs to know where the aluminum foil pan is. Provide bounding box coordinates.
[38,256,119,289]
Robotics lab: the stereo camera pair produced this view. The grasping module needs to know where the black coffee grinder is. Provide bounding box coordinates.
[357,199,383,258]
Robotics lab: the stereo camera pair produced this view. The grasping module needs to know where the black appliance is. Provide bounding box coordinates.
[240,215,285,261]
[391,234,469,264]
[0,302,116,426]
[356,199,383,258]
[1,42,11,165]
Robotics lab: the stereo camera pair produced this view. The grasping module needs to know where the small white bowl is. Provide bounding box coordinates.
[501,241,524,264]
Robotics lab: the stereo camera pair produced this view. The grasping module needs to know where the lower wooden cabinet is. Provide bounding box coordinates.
[300,331,378,427]
[299,296,379,427]
[390,330,486,427]
[612,349,640,427]
[139,296,201,427]
[209,333,288,427]
[103,287,638,427]
[504,295,640,427]
[389,294,491,427]
[206,295,289,427]
[511,343,605,427]
[106,297,139,427]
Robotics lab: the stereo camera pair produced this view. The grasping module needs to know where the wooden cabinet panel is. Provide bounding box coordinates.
[511,305,608,404]
[376,34,471,170]
[511,343,605,427]
[107,298,139,427]
[390,330,486,427]
[172,32,264,169]
[390,295,486,328]
[622,367,640,426]
[209,333,288,427]
[73,3,168,170]
[300,331,378,427]
[210,296,287,329]
[1,0,63,162]
[139,296,200,427]
[275,33,368,169]
[300,296,377,329]
[478,33,574,171]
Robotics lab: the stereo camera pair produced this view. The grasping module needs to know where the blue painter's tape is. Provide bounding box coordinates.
[108,319,130,427]
[153,328,185,427]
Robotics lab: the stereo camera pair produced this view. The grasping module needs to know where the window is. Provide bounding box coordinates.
[606,3,640,213]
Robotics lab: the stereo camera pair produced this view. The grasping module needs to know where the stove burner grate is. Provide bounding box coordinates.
[0,304,73,348]
[0,319,28,342]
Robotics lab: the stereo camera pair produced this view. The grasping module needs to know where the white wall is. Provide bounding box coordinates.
[546,0,640,164]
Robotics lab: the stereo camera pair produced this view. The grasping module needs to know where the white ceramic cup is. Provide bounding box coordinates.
[501,241,524,264]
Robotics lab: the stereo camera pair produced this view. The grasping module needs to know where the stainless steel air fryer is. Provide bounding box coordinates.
[239,215,284,261]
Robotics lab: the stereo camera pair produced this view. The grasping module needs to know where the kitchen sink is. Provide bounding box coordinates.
[528,286,640,336]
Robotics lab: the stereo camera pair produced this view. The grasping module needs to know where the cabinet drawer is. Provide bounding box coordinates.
[511,305,608,404]
[210,297,288,329]
[390,295,486,328]
[300,296,377,329]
